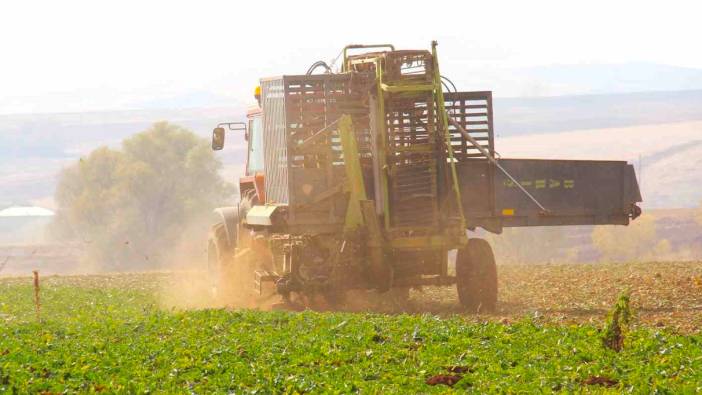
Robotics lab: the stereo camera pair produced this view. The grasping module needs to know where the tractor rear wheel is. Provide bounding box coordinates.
[207,222,237,301]
[208,193,266,307]
[456,238,498,312]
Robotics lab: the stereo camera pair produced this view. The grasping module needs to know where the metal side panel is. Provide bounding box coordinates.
[457,158,642,232]
[278,73,373,226]
[288,166,347,225]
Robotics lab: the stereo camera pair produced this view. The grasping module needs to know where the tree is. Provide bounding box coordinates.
[52,122,233,269]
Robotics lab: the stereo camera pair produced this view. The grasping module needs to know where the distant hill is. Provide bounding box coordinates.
[497,121,702,209]
[446,62,702,98]
[494,89,702,136]
[6,61,702,115]
[2,89,702,209]
[515,63,702,95]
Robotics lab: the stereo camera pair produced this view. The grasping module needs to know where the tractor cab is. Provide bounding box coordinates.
[244,107,264,176]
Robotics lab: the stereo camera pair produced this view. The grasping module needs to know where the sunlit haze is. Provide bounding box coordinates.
[1,0,701,114]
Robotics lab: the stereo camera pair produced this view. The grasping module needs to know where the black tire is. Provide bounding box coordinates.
[456,238,498,312]
[208,192,263,305]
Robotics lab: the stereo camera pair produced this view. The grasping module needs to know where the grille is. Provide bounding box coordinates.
[444,91,494,160]
[260,73,372,224]
[282,74,371,221]
[385,95,439,228]
[348,50,441,229]
[261,78,289,204]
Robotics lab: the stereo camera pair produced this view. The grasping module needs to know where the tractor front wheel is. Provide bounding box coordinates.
[456,238,498,313]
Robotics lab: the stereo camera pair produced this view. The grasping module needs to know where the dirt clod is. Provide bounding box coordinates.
[426,374,463,387]
[582,375,618,387]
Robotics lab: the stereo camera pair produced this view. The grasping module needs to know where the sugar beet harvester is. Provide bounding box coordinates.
[208,43,642,311]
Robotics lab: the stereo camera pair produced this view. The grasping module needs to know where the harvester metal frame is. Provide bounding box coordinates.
[208,42,642,311]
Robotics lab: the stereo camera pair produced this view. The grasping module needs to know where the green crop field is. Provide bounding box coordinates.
[1,267,702,393]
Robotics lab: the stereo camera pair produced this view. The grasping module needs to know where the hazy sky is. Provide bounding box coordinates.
[1,0,700,114]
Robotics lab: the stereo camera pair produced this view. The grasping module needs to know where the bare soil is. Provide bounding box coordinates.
[414,261,702,333]
[5,259,701,333]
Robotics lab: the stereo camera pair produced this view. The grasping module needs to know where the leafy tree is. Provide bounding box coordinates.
[52,122,233,269]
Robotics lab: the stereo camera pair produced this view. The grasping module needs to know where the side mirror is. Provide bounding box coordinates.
[212,122,246,151]
[212,127,225,150]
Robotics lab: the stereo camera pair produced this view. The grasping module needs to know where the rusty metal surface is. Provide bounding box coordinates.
[257,47,641,238]
[217,44,645,302]
[260,73,373,226]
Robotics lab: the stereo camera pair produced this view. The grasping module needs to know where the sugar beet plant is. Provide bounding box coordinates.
[0,274,701,393]
[602,290,633,352]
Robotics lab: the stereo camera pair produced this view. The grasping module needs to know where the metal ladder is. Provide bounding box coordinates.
[378,51,441,231]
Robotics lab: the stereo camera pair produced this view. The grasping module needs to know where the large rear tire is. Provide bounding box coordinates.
[208,222,237,301]
[456,238,498,313]
[208,193,256,305]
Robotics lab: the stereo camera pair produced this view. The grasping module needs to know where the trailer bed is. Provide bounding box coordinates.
[457,158,642,233]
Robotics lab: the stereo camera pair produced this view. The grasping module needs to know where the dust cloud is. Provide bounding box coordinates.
[154,225,275,311]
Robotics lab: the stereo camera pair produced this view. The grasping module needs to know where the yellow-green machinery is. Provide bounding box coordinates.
[209,42,642,311]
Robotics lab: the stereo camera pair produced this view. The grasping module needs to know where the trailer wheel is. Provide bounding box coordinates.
[456,238,498,312]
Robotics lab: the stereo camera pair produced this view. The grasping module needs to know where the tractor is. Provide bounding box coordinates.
[208,42,642,311]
